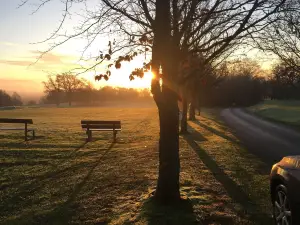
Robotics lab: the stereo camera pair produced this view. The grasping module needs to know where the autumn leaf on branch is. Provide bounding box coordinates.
[104,54,111,60]
[139,34,148,43]
[115,61,121,69]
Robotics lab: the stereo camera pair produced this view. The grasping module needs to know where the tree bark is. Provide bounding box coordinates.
[180,96,188,133]
[155,88,180,203]
[189,102,196,121]
[151,0,181,203]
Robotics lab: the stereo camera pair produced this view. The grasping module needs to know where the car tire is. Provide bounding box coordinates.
[272,184,293,225]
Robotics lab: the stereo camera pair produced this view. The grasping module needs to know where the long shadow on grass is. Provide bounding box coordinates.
[183,129,272,224]
[140,197,198,225]
[0,143,115,225]
[28,142,116,225]
[190,119,240,145]
[0,142,87,149]
[0,140,90,160]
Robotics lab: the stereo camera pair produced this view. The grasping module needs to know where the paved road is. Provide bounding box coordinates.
[221,108,300,166]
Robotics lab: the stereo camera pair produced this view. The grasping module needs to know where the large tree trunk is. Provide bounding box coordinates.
[151,0,181,203]
[189,102,196,121]
[155,88,180,202]
[180,95,188,133]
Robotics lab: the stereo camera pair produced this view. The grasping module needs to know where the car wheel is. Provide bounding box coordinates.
[273,184,292,225]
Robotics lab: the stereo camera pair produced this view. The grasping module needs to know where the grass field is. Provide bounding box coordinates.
[249,99,300,127]
[0,106,272,225]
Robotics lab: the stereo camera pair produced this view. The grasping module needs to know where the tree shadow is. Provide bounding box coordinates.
[181,127,208,142]
[190,120,240,145]
[31,135,46,140]
[0,141,88,150]
[183,130,272,224]
[73,140,88,152]
[1,142,115,225]
[139,196,199,225]
[0,134,43,142]
[34,142,115,224]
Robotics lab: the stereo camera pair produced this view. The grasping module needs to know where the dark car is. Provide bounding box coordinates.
[270,156,300,225]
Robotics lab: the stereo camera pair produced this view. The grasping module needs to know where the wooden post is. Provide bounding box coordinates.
[25,123,28,141]
[113,131,117,142]
[87,127,92,142]
[113,123,116,142]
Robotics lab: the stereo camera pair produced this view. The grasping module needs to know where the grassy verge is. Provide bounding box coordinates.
[0,107,271,225]
[249,99,300,129]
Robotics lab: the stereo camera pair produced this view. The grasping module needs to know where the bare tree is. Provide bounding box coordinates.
[0,90,23,107]
[11,92,23,106]
[251,0,300,71]
[57,73,87,106]
[43,75,63,106]
[273,62,300,86]
[24,0,288,203]
[43,74,87,106]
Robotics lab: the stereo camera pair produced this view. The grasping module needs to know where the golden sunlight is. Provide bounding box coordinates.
[88,57,155,89]
[114,71,154,89]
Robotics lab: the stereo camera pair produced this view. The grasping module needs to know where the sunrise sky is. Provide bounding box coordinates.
[0,1,275,100]
[0,1,154,100]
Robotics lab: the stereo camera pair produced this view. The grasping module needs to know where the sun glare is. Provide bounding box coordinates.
[124,71,154,89]
[89,58,155,89]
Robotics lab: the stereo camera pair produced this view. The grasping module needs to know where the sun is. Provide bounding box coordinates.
[131,71,154,89]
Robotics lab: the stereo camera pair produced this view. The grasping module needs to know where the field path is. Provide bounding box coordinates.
[221,108,300,165]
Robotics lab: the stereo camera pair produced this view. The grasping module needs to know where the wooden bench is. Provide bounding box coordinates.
[0,118,35,141]
[81,120,121,142]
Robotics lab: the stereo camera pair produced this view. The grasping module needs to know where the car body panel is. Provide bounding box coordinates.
[270,156,300,224]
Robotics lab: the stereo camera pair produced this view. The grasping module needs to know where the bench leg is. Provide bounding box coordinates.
[87,130,92,142]
[113,130,117,142]
[25,123,28,141]
[32,130,35,139]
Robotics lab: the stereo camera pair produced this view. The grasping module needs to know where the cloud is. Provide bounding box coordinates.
[0,42,22,47]
[30,51,63,64]
[0,59,32,66]
[0,51,78,69]
[0,78,41,84]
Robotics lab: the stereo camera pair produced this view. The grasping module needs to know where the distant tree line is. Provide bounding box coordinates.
[190,59,267,109]
[269,61,300,100]
[41,73,152,106]
[193,58,300,109]
[43,62,269,109]
[5,59,299,109]
[0,90,23,107]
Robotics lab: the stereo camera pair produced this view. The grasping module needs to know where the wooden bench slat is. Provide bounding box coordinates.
[0,118,35,140]
[0,118,33,124]
[0,128,34,131]
[81,120,121,125]
[81,120,121,142]
[81,124,121,129]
